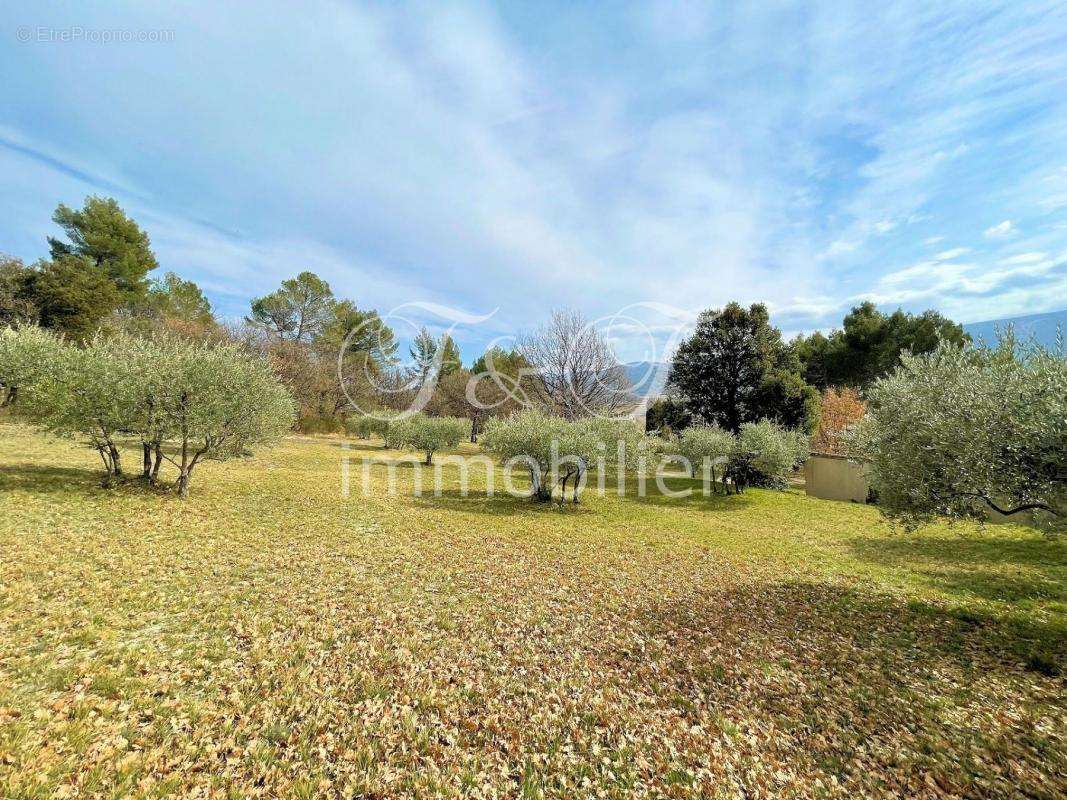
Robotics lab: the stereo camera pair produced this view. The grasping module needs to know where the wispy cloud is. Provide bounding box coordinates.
[0,0,1065,350]
[984,220,1017,239]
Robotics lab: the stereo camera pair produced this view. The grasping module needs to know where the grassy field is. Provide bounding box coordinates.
[1,421,1064,799]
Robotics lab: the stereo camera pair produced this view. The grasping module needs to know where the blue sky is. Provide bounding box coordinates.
[2,1,1066,363]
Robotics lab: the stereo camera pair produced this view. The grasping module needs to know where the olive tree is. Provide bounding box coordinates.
[0,324,67,408]
[678,425,736,484]
[154,339,296,496]
[125,333,180,484]
[17,331,143,483]
[1,327,294,495]
[383,414,468,465]
[344,414,390,440]
[848,336,1065,529]
[737,419,808,489]
[481,411,587,501]
[481,411,646,503]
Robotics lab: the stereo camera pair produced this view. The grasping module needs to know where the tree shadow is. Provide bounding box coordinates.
[330,440,388,451]
[594,580,1062,794]
[411,474,762,515]
[849,533,1065,568]
[624,474,760,510]
[618,579,1063,683]
[0,462,180,499]
[0,464,107,496]
[415,488,596,517]
[848,535,1067,605]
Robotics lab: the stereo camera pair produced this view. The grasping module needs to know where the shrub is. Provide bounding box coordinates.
[678,425,736,482]
[736,419,808,489]
[811,387,866,455]
[297,415,343,434]
[847,336,1065,529]
[0,325,68,408]
[383,414,468,464]
[481,411,646,502]
[344,415,390,439]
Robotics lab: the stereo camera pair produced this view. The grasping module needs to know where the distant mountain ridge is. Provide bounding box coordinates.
[621,308,1065,399]
[622,361,670,398]
[962,309,1065,350]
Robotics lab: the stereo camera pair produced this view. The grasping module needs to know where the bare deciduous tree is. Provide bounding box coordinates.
[520,309,635,419]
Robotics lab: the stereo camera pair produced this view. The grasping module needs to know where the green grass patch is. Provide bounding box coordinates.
[1,422,1063,798]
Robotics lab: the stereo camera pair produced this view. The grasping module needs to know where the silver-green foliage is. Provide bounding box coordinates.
[0,325,67,407]
[480,410,647,501]
[0,325,296,495]
[2,328,142,479]
[384,414,469,464]
[149,336,296,495]
[678,424,736,479]
[344,414,390,439]
[738,419,809,486]
[674,420,805,488]
[848,336,1065,529]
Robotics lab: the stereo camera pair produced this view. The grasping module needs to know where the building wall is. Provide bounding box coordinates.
[804,454,869,503]
[803,455,1036,526]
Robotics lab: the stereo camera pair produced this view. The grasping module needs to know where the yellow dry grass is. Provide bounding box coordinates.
[0,423,1063,798]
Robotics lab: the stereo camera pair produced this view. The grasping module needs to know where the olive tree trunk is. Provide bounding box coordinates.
[151,444,163,483]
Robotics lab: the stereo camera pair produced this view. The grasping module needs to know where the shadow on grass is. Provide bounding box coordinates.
[624,475,759,511]
[413,475,760,515]
[415,488,596,517]
[0,463,180,500]
[848,535,1067,605]
[331,440,388,451]
[601,580,1062,794]
[849,533,1065,568]
[625,580,1062,680]
[0,464,105,495]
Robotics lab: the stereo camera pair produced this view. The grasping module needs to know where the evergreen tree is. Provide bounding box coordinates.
[247,271,335,342]
[48,196,159,300]
[410,327,439,378]
[668,302,817,433]
[791,302,969,389]
[21,256,122,342]
[438,334,462,376]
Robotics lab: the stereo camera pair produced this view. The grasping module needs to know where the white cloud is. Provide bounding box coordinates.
[869,249,1065,319]
[984,220,1016,239]
[1000,252,1047,265]
[1,1,1065,341]
[824,239,859,258]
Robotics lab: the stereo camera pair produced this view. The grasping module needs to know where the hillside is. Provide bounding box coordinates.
[963,308,1066,349]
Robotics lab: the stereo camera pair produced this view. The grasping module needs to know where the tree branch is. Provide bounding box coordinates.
[955,491,1059,517]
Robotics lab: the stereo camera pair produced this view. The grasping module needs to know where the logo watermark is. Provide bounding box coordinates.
[340,439,737,503]
[16,26,175,44]
[329,299,760,503]
[337,300,695,423]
